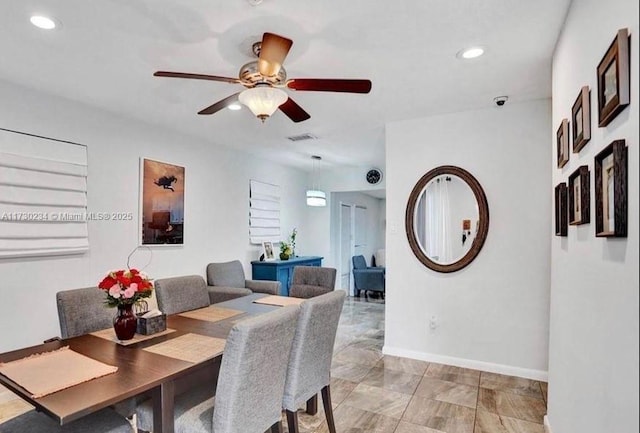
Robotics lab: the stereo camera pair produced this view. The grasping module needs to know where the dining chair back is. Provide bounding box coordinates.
[289,266,337,299]
[154,275,210,315]
[56,287,114,339]
[136,305,300,433]
[282,291,346,433]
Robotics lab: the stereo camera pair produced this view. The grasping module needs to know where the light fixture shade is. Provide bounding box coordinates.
[306,189,326,207]
[239,86,288,121]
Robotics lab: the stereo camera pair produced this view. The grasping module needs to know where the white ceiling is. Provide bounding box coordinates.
[0,0,570,171]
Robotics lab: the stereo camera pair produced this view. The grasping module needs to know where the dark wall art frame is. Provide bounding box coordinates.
[556,119,570,168]
[555,182,568,237]
[568,165,590,226]
[597,28,630,127]
[595,140,627,237]
[572,86,591,153]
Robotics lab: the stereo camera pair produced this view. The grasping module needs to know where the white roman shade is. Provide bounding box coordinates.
[0,129,89,258]
[249,179,281,245]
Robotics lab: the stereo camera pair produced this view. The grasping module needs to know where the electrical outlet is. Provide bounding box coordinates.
[429,315,438,330]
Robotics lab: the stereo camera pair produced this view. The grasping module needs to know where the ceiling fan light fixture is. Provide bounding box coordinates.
[306,190,326,207]
[227,102,242,111]
[239,86,288,122]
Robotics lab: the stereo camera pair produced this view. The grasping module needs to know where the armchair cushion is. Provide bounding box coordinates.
[206,260,280,303]
[353,269,385,293]
[245,279,280,295]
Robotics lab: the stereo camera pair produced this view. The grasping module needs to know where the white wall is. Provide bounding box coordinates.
[385,99,551,379]
[549,0,639,432]
[0,79,309,352]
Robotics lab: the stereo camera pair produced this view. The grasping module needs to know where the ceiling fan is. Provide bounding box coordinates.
[154,32,372,123]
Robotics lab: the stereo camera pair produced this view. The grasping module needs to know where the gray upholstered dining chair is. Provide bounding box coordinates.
[136,305,300,433]
[288,266,337,299]
[154,275,211,315]
[206,260,280,304]
[56,287,136,419]
[282,291,345,433]
[56,287,114,339]
[0,408,133,433]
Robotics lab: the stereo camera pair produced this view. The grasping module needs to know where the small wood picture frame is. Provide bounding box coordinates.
[597,28,630,127]
[568,165,590,226]
[556,119,569,168]
[572,86,591,152]
[554,182,568,237]
[595,140,627,237]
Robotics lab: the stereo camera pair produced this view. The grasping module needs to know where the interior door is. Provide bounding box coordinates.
[339,203,352,294]
[354,205,367,257]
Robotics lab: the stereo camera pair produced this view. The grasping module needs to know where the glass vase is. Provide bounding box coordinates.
[113,304,137,341]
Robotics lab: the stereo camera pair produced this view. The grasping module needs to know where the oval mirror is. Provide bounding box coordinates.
[405,166,489,273]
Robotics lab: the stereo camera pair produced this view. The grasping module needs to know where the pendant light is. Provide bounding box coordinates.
[306,155,326,207]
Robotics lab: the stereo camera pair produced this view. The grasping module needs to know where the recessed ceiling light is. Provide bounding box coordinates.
[228,103,242,111]
[457,47,485,59]
[30,15,58,30]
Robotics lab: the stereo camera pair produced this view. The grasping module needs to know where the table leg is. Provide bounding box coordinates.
[153,381,175,433]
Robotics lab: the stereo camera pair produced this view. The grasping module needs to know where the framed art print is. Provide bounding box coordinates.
[568,165,590,226]
[554,182,568,237]
[556,119,569,168]
[595,140,627,237]
[572,86,591,153]
[597,28,630,127]
[140,158,185,245]
[262,241,276,261]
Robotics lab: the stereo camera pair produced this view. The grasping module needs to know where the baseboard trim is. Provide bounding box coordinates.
[544,415,552,433]
[382,346,548,381]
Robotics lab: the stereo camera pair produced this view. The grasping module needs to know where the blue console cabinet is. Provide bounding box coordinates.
[251,256,323,296]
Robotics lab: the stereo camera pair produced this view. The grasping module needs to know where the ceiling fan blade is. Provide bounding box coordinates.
[258,33,293,77]
[154,71,240,84]
[197,92,241,115]
[279,97,311,123]
[287,78,372,94]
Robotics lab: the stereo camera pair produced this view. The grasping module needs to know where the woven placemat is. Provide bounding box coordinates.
[0,347,117,398]
[178,306,243,323]
[253,295,305,307]
[142,333,226,363]
[91,327,176,346]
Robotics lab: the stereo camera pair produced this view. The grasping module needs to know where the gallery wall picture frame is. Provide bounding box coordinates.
[568,165,590,226]
[554,182,568,237]
[262,241,276,261]
[595,140,627,237]
[597,28,630,127]
[139,158,185,246]
[572,86,591,153]
[556,119,570,168]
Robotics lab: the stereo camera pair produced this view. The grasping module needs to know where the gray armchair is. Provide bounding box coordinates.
[352,255,385,299]
[206,260,280,304]
[289,266,337,299]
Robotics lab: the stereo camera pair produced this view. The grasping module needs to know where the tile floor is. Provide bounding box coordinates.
[283,296,548,433]
[0,296,548,433]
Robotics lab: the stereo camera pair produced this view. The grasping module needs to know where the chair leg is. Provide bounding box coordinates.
[269,420,283,433]
[286,410,300,433]
[306,394,318,415]
[321,385,337,433]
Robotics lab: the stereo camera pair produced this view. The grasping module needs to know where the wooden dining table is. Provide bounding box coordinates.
[0,293,283,433]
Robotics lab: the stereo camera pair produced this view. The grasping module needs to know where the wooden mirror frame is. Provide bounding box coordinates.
[405,165,490,273]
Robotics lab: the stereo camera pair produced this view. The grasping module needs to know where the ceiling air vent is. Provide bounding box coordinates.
[287,133,317,142]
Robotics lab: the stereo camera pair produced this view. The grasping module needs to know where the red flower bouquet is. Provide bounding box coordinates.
[98,268,153,308]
